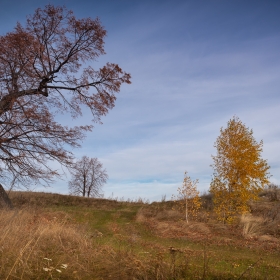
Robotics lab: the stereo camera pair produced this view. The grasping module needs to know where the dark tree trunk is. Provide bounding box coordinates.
[87,186,91,198]
[0,184,13,209]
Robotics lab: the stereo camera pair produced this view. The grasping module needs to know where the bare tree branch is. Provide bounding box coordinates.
[0,4,130,193]
[68,156,107,197]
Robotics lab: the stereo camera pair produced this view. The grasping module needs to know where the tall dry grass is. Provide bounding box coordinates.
[0,209,203,279]
[1,191,279,279]
[0,209,95,279]
[240,214,265,238]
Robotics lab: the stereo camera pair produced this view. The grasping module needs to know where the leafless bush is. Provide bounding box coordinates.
[259,184,280,201]
[200,192,214,211]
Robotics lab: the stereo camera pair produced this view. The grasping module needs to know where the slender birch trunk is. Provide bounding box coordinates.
[185,198,188,223]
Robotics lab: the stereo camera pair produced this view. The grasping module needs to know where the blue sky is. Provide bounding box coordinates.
[1,0,279,200]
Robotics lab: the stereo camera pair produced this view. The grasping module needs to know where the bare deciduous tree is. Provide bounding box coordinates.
[69,156,108,197]
[0,5,131,207]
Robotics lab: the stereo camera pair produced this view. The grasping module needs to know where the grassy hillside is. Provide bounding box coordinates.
[0,191,279,279]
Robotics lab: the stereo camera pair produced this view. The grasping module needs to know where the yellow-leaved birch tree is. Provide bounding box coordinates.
[210,116,270,223]
[172,171,201,223]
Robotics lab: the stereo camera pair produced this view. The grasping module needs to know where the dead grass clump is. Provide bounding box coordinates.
[187,222,211,235]
[240,214,265,238]
[135,206,158,221]
[155,209,182,221]
[0,209,95,279]
[143,218,211,241]
[249,200,280,220]
[257,235,279,243]
[196,210,210,223]
[248,200,280,237]
[135,212,146,223]
[136,203,186,222]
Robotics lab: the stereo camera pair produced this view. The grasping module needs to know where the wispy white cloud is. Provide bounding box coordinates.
[0,0,279,199]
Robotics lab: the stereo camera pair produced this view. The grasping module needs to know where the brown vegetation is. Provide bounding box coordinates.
[0,4,130,206]
[0,190,279,279]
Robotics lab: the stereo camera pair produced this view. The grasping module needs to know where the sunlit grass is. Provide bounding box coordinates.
[0,191,279,279]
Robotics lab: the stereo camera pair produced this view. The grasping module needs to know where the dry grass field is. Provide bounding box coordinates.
[0,190,279,279]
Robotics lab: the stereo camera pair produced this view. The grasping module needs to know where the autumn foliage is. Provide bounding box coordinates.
[172,171,201,223]
[0,5,130,190]
[210,116,270,223]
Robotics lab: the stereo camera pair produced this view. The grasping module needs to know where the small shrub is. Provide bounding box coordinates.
[200,192,214,211]
[260,184,280,201]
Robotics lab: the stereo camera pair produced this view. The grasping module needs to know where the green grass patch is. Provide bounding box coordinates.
[1,191,279,279]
